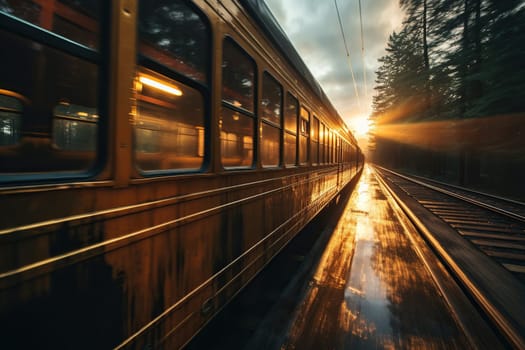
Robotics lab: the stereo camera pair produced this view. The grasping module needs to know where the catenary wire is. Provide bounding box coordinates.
[334,0,361,108]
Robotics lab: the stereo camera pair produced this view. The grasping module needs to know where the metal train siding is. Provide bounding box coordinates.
[0,0,364,349]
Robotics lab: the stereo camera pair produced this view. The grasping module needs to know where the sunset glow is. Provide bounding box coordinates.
[350,115,372,138]
[372,113,525,154]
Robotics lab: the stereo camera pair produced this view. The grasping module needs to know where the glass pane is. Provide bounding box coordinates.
[134,69,205,171]
[0,0,40,23]
[0,0,101,49]
[332,136,335,163]
[300,134,308,164]
[261,72,282,125]
[311,140,319,165]
[334,137,338,163]
[0,93,22,146]
[299,108,309,164]
[336,137,340,162]
[320,123,325,164]
[284,132,296,166]
[300,107,309,134]
[284,92,298,133]
[222,39,255,112]
[0,30,98,174]
[53,103,98,151]
[300,117,309,135]
[329,131,333,163]
[261,123,280,167]
[311,116,319,141]
[220,108,253,168]
[139,0,209,84]
[327,131,331,163]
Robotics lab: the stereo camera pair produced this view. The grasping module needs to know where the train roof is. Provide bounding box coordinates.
[239,0,347,132]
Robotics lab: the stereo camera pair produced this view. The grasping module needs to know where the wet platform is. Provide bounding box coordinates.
[271,165,471,349]
[188,165,482,349]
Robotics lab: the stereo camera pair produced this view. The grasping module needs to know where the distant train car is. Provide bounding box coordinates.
[0,0,363,349]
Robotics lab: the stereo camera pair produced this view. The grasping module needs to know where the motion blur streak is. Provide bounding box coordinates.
[372,113,525,155]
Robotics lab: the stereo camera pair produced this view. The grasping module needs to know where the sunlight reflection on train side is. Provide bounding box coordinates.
[282,165,470,349]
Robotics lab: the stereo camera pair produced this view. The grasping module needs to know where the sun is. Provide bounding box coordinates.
[350,115,371,138]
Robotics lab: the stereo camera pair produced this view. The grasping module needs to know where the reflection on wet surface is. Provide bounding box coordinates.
[282,165,470,349]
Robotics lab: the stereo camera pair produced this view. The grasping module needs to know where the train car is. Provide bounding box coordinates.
[0,0,364,348]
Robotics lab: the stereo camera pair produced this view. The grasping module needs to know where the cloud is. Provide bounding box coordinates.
[264,0,404,127]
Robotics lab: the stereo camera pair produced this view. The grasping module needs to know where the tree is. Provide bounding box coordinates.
[470,1,525,116]
[371,27,427,167]
[372,0,525,196]
[400,0,432,114]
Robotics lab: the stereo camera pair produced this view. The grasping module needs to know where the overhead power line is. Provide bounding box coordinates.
[358,0,368,103]
[334,0,361,108]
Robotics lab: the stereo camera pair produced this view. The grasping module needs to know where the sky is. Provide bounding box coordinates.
[264,0,404,145]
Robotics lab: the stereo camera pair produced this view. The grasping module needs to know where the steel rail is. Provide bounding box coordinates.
[375,165,525,224]
[374,166,525,349]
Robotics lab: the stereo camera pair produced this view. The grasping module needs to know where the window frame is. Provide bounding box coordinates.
[319,122,325,164]
[284,92,298,167]
[220,36,257,170]
[311,115,319,165]
[0,2,110,184]
[260,71,282,168]
[299,106,310,165]
[134,0,212,176]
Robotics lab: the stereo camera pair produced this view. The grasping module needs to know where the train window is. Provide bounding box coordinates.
[0,92,23,146]
[221,38,255,169]
[333,132,336,163]
[220,108,253,168]
[319,122,325,164]
[222,39,255,113]
[299,107,309,165]
[311,116,319,165]
[0,2,101,176]
[336,136,340,163]
[53,103,98,151]
[334,134,337,163]
[284,132,296,166]
[261,72,282,167]
[335,136,340,163]
[330,131,335,163]
[337,137,340,163]
[284,93,298,134]
[261,123,279,167]
[1,0,101,49]
[0,0,40,24]
[284,93,298,166]
[134,69,205,171]
[324,125,329,164]
[340,139,344,163]
[329,131,333,164]
[135,1,210,173]
[139,0,209,84]
[261,73,282,125]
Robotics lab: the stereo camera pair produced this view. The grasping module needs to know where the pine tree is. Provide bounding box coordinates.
[371,28,426,167]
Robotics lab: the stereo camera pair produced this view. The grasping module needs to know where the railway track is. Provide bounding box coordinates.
[376,166,525,278]
[375,165,525,349]
[407,172,525,223]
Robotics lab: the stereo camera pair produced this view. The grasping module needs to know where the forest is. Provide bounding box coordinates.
[370,0,525,200]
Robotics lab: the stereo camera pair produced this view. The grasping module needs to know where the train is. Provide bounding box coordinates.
[0,0,364,348]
